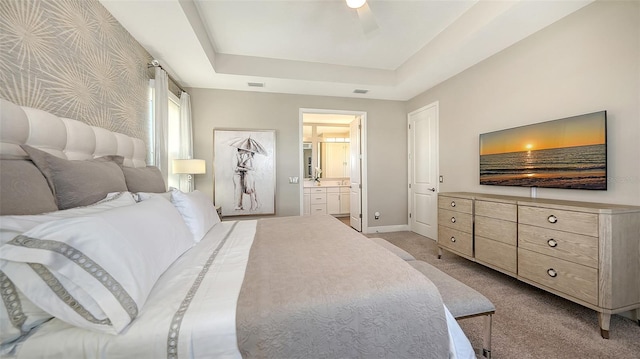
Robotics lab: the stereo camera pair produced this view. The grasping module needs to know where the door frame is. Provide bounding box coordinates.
[299,108,368,232]
[407,101,439,239]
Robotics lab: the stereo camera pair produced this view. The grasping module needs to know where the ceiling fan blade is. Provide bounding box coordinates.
[356,2,378,34]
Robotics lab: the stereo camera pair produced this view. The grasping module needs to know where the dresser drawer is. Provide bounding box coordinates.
[476,200,517,222]
[310,193,326,204]
[475,216,517,246]
[475,236,517,275]
[438,226,473,257]
[438,209,472,233]
[518,206,598,237]
[518,248,598,305]
[438,196,472,214]
[519,224,598,268]
[309,204,327,215]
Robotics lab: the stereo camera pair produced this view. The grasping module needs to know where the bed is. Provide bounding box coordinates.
[0,98,474,358]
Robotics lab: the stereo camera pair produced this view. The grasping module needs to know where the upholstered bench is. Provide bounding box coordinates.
[368,237,416,261]
[409,260,495,359]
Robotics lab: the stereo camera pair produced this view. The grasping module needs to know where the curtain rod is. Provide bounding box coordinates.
[148,60,186,94]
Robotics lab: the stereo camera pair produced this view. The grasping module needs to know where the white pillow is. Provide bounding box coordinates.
[0,196,194,334]
[0,191,136,346]
[170,188,220,242]
[0,271,52,346]
[133,191,172,202]
[0,191,136,245]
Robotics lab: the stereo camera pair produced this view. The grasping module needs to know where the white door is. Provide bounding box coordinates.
[349,117,362,231]
[408,103,439,239]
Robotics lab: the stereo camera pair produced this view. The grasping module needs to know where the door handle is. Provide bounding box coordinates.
[428,188,436,192]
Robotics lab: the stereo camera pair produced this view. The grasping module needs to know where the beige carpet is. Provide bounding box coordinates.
[367,231,640,359]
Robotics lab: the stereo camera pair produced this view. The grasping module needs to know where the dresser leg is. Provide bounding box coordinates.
[632,308,640,326]
[598,312,611,339]
[437,247,443,259]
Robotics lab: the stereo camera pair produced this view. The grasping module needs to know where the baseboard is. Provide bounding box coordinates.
[364,224,410,234]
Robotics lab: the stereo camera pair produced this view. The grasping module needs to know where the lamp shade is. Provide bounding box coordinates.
[172,159,206,174]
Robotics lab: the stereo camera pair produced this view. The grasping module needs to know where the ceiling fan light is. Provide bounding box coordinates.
[346,0,367,9]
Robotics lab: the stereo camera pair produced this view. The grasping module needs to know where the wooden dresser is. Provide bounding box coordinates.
[437,195,473,258]
[437,192,640,338]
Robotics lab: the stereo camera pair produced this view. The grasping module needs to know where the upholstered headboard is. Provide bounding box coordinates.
[0,98,164,215]
[0,98,146,167]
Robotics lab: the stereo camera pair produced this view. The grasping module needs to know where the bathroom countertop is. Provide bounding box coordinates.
[303,181,350,188]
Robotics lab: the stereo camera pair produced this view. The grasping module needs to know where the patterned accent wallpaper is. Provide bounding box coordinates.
[0,0,152,142]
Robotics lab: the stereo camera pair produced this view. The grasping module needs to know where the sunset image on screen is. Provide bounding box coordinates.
[479,112,606,156]
[479,111,607,190]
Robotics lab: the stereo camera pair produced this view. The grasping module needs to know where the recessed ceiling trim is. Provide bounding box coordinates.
[216,53,396,87]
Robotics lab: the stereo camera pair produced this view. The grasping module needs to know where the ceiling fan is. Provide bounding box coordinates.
[346,0,379,35]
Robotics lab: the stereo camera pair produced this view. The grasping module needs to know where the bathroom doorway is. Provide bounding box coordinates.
[299,109,367,232]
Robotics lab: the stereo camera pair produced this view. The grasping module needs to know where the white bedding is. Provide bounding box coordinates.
[10,220,473,359]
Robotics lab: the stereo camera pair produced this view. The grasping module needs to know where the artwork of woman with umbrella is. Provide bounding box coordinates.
[214,129,276,216]
[230,136,267,211]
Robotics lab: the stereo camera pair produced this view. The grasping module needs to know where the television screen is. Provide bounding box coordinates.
[479,111,607,190]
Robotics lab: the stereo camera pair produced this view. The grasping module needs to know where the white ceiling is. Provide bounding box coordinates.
[99,0,592,101]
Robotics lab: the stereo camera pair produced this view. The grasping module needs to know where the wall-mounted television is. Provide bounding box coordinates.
[479,111,607,190]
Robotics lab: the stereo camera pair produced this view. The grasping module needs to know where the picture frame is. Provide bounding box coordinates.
[213,128,276,216]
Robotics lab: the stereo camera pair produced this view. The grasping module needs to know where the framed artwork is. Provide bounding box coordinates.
[213,128,276,216]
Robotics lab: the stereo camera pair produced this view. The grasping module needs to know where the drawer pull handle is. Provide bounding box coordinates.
[547,215,558,224]
[450,201,456,207]
[547,268,558,278]
[450,217,456,223]
[547,239,558,248]
[450,236,456,243]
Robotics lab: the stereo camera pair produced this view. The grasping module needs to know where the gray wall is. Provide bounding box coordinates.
[191,1,640,230]
[407,1,640,206]
[189,89,408,226]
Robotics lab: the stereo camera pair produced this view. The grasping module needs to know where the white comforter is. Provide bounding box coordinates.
[11,220,474,359]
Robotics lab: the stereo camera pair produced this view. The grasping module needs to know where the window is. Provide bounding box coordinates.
[166,92,181,189]
[148,80,181,189]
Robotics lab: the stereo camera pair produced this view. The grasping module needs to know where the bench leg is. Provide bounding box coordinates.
[482,314,492,358]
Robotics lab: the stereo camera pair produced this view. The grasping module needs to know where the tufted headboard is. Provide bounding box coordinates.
[0,98,164,215]
[0,98,147,167]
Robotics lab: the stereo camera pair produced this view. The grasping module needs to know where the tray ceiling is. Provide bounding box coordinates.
[99,0,592,100]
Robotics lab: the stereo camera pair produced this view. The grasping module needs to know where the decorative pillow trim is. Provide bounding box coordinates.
[8,235,137,320]
[28,264,111,326]
[0,271,26,333]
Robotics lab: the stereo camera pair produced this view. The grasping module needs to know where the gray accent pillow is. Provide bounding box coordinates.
[0,159,58,215]
[121,166,166,193]
[21,145,128,210]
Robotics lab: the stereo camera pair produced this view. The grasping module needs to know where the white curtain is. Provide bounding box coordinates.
[154,67,169,182]
[178,91,194,190]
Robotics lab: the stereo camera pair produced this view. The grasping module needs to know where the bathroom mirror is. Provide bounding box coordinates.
[302,123,350,180]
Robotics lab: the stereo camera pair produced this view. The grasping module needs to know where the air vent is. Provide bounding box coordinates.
[353,89,369,94]
[248,82,265,87]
